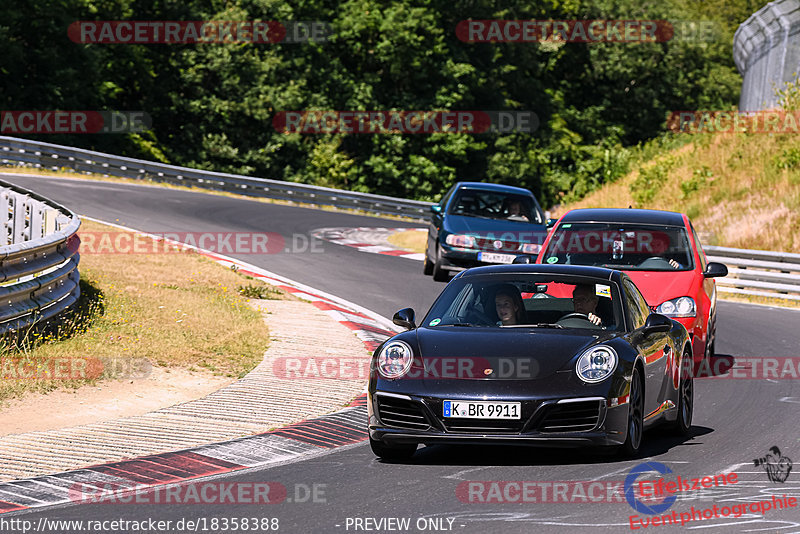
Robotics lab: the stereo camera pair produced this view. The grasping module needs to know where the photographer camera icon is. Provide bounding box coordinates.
[754,446,793,483]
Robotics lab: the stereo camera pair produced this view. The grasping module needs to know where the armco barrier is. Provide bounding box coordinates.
[0,136,432,219]
[0,179,81,333]
[706,245,800,301]
[2,136,798,302]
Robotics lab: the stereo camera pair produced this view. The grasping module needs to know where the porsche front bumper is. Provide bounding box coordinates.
[368,391,630,448]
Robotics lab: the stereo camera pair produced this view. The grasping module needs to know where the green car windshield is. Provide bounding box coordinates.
[448,190,544,224]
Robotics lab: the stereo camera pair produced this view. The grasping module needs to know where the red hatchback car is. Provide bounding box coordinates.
[536,208,727,364]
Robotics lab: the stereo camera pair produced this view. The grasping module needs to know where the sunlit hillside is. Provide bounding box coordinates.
[554,133,800,252]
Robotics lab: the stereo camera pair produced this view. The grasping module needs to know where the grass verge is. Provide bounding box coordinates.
[386,229,427,254]
[0,218,281,403]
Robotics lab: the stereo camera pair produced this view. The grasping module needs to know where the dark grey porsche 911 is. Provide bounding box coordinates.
[367,264,694,460]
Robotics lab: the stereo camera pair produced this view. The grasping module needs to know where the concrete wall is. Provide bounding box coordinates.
[734,0,800,111]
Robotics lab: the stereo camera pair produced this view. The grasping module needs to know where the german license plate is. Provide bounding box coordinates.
[478,252,516,264]
[443,400,521,419]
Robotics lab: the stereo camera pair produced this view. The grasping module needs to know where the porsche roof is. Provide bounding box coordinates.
[457,263,619,280]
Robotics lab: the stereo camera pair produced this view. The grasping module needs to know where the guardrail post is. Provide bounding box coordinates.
[44,208,58,235]
[0,191,9,247]
[12,193,25,244]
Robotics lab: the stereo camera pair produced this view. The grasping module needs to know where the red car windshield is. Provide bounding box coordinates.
[542,223,694,271]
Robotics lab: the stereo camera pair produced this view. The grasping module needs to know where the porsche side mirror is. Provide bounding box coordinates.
[643,313,672,334]
[430,204,442,215]
[704,262,728,278]
[393,308,416,330]
[546,218,557,229]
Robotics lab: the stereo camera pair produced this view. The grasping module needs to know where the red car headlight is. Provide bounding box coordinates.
[657,297,696,318]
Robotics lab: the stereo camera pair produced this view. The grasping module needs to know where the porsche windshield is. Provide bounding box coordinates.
[542,223,694,271]
[424,274,623,331]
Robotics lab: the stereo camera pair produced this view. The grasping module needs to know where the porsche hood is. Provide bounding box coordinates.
[400,327,617,381]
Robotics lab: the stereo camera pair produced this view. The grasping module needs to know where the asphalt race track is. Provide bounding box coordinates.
[4,173,800,533]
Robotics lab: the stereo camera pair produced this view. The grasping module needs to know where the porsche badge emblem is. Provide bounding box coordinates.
[484,368,493,375]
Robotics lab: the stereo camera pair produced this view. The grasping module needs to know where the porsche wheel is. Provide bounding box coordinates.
[668,352,693,435]
[370,437,417,461]
[620,367,644,457]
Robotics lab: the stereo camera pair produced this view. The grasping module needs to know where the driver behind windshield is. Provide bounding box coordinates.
[503,198,530,221]
[571,284,602,326]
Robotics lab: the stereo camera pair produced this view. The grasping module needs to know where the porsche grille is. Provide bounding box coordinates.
[377,397,430,431]
[538,400,602,432]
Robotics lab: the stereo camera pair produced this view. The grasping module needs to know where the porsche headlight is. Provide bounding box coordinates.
[576,345,618,383]
[445,234,476,248]
[377,340,414,379]
[657,297,696,318]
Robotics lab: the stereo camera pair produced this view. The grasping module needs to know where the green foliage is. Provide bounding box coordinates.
[0,0,751,207]
[680,165,713,198]
[630,165,667,205]
[630,155,679,204]
[773,147,800,171]
[237,284,284,300]
[776,74,800,111]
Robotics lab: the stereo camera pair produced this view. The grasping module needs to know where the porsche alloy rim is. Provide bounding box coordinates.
[629,371,643,449]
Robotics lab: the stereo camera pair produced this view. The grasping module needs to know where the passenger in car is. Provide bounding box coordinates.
[494,285,526,326]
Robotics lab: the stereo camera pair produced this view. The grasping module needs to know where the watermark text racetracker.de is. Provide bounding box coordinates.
[668,110,800,134]
[69,20,333,44]
[457,472,737,504]
[274,356,542,380]
[691,356,800,380]
[1,516,281,533]
[455,19,722,43]
[1,111,150,134]
[1,356,150,380]
[273,110,538,134]
[78,231,324,255]
[68,480,326,505]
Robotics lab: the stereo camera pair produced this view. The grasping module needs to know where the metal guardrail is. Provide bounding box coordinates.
[0,179,81,333]
[0,136,433,220]
[706,245,800,301]
[1,136,798,303]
